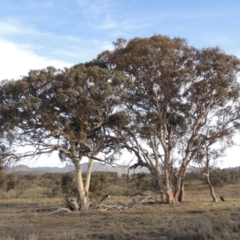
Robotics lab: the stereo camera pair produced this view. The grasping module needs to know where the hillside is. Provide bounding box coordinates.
[6,162,149,175]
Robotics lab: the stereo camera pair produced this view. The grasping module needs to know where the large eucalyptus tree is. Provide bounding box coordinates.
[0,65,130,209]
[98,35,240,203]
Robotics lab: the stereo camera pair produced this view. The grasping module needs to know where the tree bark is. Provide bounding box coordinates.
[204,174,218,203]
[74,160,90,210]
[174,166,187,202]
[165,154,176,204]
[85,156,95,192]
[177,172,186,202]
[72,153,98,210]
[155,170,175,204]
[178,183,185,202]
[166,187,175,204]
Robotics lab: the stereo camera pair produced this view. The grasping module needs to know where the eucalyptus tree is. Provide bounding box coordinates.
[0,65,130,209]
[98,35,240,203]
[192,125,235,203]
[194,143,220,203]
[0,121,16,163]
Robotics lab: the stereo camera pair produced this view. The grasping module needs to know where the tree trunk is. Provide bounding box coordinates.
[177,174,186,202]
[74,160,90,210]
[178,183,185,202]
[174,166,187,202]
[165,187,175,204]
[154,171,167,203]
[85,157,94,192]
[203,148,218,203]
[204,174,218,203]
[163,152,176,204]
[80,195,90,210]
[174,177,185,202]
[156,171,175,204]
[73,154,98,211]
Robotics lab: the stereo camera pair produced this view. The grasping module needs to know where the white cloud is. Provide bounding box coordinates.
[97,16,117,30]
[0,21,21,34]
[19,151,66,168]
[52,49,83,58]
[76,0,116,16]
[236,51,240,58]
[0,39,72,81]
[0,19,38,36]
[100,41,113,51]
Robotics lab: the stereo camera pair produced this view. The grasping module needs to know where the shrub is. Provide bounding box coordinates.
[61,174,74,195]
[128,173,158,193]
[89,173,110,197]
[51,185,62,198]
[208,170,229,187]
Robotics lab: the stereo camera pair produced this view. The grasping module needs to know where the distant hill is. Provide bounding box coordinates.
[6,164,74,173]
[6,162,149,175]
[222,166,240,172]
[6,163,239,175]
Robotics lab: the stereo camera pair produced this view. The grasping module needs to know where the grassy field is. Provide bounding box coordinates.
[0,182,240,240]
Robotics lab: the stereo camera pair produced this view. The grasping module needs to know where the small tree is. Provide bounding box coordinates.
[0,136,17,193]
[0,158,6,193]
[61,174,75,196]
[196,144,220,202]
[194,134,231,202]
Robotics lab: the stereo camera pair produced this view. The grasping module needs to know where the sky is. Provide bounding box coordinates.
[0,0,239,168]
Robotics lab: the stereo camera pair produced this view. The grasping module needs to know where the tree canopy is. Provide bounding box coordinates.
[1,34,240,205]
[98,35,240,203]
[0,64,130,209]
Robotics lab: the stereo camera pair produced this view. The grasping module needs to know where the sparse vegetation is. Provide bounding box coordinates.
[0,171,239,239]
[1,34,240,238]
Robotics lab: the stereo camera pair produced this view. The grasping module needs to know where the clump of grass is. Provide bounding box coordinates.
[0,193,8,199]
[3,216,36,240]
[169,215,239,240]
[1,180,240,239]
[187,210,205,214]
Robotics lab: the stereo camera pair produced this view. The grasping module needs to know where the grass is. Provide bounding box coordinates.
[1,200,240,240]
[0,180,240,239]
[0,193,240,239]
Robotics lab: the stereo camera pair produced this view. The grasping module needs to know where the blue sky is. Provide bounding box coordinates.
[1,0,239,167]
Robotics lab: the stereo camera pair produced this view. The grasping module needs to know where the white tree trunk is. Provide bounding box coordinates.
[174,167,187,202]
[74,160,90,210]
[73,153,98,210]
[155,169,175,204]
[204,173,218,203]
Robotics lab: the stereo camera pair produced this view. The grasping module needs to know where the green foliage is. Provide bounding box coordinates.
[0,158,5,188]
[89,172,110,197]
[185,170,240,189]
[98,35,240,197]
[185,172,203,182]
[211,170,229,187]
[228,170,240,183]
[128,173,158,193]
[60,172,112,198]
[0,171,6,189]
[0,64,129,169]
[23,174,37,181]
[61,174,74,195]
[108,111,130,128]
[202,170,230,188]
[6,174,17,191]
[1,34,240,200]
[51,185,62,198]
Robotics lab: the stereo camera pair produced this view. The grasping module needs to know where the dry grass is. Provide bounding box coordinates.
[0,183,240,239]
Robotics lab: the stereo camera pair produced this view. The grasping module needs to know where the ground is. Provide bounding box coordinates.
[0,183,240,240]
